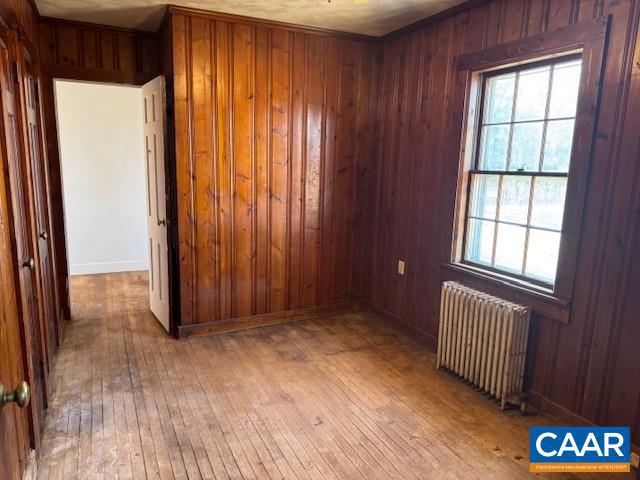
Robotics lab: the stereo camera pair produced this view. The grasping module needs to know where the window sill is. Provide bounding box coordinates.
[441,262,571,323]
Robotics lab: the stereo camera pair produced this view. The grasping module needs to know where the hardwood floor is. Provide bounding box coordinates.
[36,271,634,479]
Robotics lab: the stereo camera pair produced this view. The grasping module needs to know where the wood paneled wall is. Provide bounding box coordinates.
[37,18,161,319]
[370,0,640,445]
[167,10,379,326]
[38,18,160,83]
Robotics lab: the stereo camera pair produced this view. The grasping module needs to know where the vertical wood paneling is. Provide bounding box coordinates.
[502,0,527,42]
[57,26,78,66]
[319,38,340,306]
[170,12,375,328]
[350,42,378,301]
[574,0,640,424]
[539,0,636,413]
[99,32,116,70]
[232,24,254,317]
[332,40,357,302]
[254,27,270,314]
[405,27,434,330]
[38,19,160,79]
[173,14,194,325]
[80,30,98,68]
[214,20,233,322]
[192,16,215,325]
[370,0,640,446]
[301,35,326,307]
[526,0,547,36]
[288,32,305,310]
[117,34,137,73]
[546,0,577,31]
[269,28,291,313]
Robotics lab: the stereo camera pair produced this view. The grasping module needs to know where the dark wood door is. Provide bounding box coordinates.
[0,28,45,447]
[16,42,57,368]
[0,59,31,480]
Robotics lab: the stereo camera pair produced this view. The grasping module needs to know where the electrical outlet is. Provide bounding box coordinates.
[398,260,405,276]
[631,452,639,469]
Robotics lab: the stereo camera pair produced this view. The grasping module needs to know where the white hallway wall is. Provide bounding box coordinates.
[55,80,148,275]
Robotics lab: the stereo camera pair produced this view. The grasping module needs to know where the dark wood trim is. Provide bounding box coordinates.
[364,301,438,352]
[158,21,179,338]
[449,16,610,320]
[380,0,494,42]
[177,301,363,338]
[528,390,640,454]
[36,18,163,326]
[38,75,70,322]
[42,64,155,86]
[166,5,378,43]
[38,15,158,38]
[441,263,570,322]
[26,0,39,20]
[552,18,610,302]
[457,16,609,71]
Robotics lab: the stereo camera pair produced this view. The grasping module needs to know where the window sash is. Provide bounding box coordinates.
[461,55,579,287]
[462,172,566,287]
[450,17,609,320]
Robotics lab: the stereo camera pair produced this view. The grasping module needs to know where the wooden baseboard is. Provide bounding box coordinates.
[177,301,362,338]
[363,301,437,351]
[528,391,640,454]
[364,302,640,457]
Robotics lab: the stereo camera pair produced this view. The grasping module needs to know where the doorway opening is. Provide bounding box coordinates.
[53,78,170,331]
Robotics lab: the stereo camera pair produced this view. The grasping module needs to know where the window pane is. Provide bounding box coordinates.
[530,177,567,230]
[510,122,544,171]
[498,176,531,224]
[514,66,550,121]
[494,223,526,274]
[464,56,579,286]
[469,174,498,220]
[478,125,509,170]
[542,119,574,172]
[525,229,561,283]
[549,60,581,118]
[465,219,495,265]
[484,73,516,124]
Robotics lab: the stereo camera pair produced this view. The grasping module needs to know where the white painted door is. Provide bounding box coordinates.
[142,76,169,331]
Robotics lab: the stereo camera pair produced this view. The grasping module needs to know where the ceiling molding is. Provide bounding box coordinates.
[166,5,378,43]
[38,15,159,37]
[381,0,494,42]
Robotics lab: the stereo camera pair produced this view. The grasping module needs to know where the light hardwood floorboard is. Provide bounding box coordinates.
[35,271,635,479]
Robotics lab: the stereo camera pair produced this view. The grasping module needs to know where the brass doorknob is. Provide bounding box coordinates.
[39,231,48,240]
[0,381,30,410]
[22,258,34,269]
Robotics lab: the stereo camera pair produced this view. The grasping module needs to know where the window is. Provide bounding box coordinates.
[462,55,582,287]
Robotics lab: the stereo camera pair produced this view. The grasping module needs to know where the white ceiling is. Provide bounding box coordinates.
[35,0,466,37]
